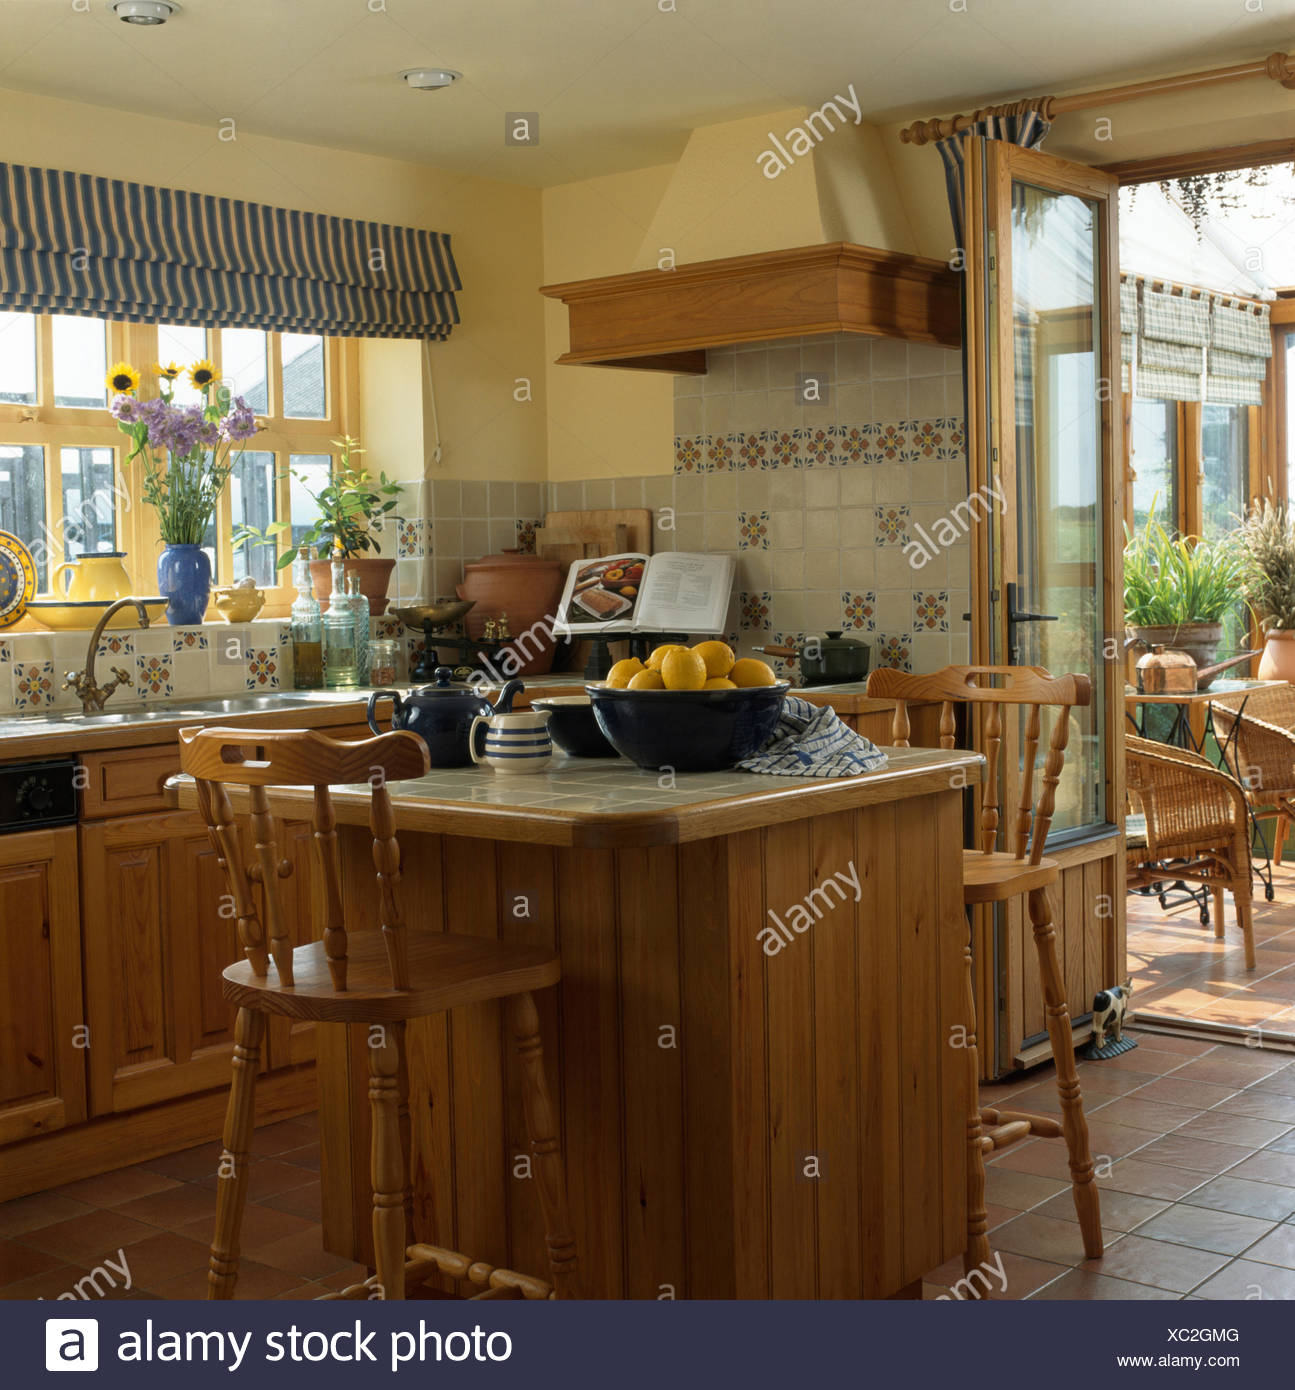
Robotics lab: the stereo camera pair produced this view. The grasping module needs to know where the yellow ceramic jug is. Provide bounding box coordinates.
[50,552,132,603]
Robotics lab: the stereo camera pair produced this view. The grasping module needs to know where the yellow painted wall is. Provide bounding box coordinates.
[0,85,547,484]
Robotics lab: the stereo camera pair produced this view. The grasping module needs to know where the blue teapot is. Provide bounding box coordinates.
[366,667,524,768]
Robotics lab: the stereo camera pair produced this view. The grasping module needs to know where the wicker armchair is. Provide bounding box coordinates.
[1125,736,1255,969]
[1210,684,1295,869]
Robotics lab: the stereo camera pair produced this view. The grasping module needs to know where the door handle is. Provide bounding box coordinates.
[1005,581,1057,665]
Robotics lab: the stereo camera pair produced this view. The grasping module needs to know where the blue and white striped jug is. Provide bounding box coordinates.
[469,707,553,774]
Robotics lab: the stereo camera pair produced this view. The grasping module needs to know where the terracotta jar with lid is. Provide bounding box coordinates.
[456,550,565,675]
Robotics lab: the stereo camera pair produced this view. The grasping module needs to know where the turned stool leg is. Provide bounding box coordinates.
[1212,888,1225,939]
[208,1007,265,1299]
[1236,888,1256,971]
[369,1021,407,1300]
[508,992,579,1298]
[961,912,990,1277]
[1028,886,1103,1259]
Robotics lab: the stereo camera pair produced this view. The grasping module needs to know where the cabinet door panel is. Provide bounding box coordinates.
[0,828,85,1145]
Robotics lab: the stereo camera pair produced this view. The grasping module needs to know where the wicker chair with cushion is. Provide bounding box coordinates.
[1125,735,1255,969]
[1210,684,1295,871]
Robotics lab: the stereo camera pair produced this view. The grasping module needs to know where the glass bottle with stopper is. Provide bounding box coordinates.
[321,556,358,689]
[346,574,370,686]
[289,555,323,690]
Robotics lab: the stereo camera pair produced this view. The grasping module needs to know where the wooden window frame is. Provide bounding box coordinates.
[0,317,360,624]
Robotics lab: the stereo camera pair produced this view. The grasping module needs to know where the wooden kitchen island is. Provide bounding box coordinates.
[210,747,982,1299]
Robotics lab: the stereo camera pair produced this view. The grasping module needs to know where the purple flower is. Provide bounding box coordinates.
[110,394,140,424]
[218,396,260,444]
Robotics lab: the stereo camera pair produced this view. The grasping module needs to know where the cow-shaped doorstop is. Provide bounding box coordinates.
[1083,979,1137,1060]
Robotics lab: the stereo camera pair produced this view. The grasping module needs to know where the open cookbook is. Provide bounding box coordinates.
[552,551,736,636]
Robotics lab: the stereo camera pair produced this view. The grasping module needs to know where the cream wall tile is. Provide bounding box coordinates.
[551,480,584,511]
[875,547,919,588]
[804,548,840,590]
[584,478,614,508]
[644,475,675,511]
[772,549,804,589]
[873,379,909,418]
[840,471,874,507]
[910,459,947,501]
[767,345,801,388]
[735,351,768,392]
[487,481,516,516]
[837,382,873,420]
[613,476,645,507]
[434,518,461,558]
[770,590,805,631]
[674,395,703,436]
[461,519,489,558]
[836,336,872,383]
[804,470,839,509]
[770,509,804,549]
[488,518,516,553]
[432,478,461,516]
[460,480,488,516]
[702,351,735,394]
[674,371,703,398]
[704,472,738,512]
[804,590,840,629]
[516,481,543,517]
[806,509,839,547]
[801,340,836,380]
[737,471,772,510]
[767,388,802,432]
[770,470,805,509]
[674,475,705,512]
[908,341,952,377]
[739,550,774,587]
[732,390,772,431]
[874,463,910,500]
[872,338,908,379]
[909,377,945,418]
[705,512,737,551]
[674,513,704,550]
[841,548,875,589]
[703,394,735,436]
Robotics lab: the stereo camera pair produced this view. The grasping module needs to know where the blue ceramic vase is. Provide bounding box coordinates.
[157,543,212,626]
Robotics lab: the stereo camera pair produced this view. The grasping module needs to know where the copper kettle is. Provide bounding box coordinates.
[1135,645,1197,694]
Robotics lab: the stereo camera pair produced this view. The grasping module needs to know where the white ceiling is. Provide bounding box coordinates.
[2,0,1294,186]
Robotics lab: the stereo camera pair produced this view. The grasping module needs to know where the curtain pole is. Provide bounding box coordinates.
[900,49,1295,147]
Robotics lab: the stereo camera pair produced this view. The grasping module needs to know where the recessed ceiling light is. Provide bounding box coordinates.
[400,69,462,91]
[110,1,180,24]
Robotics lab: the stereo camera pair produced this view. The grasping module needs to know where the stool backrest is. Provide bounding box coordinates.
[866,664,1092,865]
[178,726,431,992]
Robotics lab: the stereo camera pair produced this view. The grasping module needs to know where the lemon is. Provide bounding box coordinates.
[628,668,665,690]
[691,639,736,678]
[730,657,778,688]
[661,647,708,691]
[702,676,737,690]
[606,657,646,688]
[646,643,688,671]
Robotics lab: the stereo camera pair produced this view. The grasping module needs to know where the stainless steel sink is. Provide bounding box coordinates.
[172,695,326,715]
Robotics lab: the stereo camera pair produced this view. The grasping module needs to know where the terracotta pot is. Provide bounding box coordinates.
[456,551,565,676]
[1258,630,1295,682]
[309,556,396,616]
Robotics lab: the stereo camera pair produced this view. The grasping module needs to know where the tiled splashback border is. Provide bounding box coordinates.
[675,417,966,473]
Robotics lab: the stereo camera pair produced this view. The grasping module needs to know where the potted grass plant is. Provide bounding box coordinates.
[1123,502,1247,686]
[108,359,261,625]
[1236,499,1295,681]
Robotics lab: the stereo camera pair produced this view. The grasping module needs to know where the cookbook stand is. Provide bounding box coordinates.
[579,631,690,681]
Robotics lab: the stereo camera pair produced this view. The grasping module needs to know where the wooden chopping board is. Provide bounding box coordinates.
[537,508,653,561]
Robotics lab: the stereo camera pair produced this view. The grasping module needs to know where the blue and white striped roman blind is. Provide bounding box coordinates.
[0,161,461,339]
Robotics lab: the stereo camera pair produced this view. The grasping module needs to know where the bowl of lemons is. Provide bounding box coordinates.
[587,640,788,772]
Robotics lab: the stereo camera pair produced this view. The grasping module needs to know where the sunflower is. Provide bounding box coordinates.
[105,362,140,395]
[153,361,182,380]
[188,359,220,390]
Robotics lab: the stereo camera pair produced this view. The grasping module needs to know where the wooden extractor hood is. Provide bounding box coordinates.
[540,241,961,374]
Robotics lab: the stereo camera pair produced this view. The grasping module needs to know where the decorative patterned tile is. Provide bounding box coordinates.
[674,435,708,474]
[764,631,801,681]
[938,415,967,458]
[135,654,173,699]
[398,518,427,559]
[873,422,908,461]
[913,590,950,632]
[171,629,208,652]
[834,426,871,467]
[761,429,802,469]
[732,432,766,470]
[515,518,539,555]
[874,633,913,672]
[94,631,136,662]
[794,426,835,467]
[737,511,770,550]
[909,419,948,458]
[277,623,292,648]
[706,435,735,472]
[13,660,55,709]
[739,590,772,630]
[373,613,402,640]
[874,505,911,545]
[245,648,279,690]
[0,639,9,665]
[842,589,877,633]
[404,631,429,677]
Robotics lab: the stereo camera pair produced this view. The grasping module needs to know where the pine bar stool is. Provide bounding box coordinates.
[178,725,579,1301]
[866,664,1104,1273]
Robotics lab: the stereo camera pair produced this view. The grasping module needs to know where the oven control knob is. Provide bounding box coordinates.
[15,776,55,817]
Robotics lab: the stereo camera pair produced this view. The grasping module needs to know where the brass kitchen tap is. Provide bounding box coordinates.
[63,597,162,714]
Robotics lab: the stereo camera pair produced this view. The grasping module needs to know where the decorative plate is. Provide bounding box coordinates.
[0,530,37,630]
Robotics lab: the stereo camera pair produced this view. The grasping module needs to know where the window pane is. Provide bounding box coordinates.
[52,315,108,408]
[0,312,37,404]
[289,453,332,557]
[59,447,117,559]
[1201,403,1248,540]
[1287,332,1295,503]
[281,333,326,418]
[156,323,209,405]
[0,444,47,589]
[230,451,278,586]
[1130,399,1178,533]
[221,328,269,413]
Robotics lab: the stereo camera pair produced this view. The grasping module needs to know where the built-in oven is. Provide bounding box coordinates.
[0,758,79,833]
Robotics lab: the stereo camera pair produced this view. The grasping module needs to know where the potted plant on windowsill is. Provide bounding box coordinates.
[109,359,261,625]
[233,435,403,615]
[1236,499,1295,682]
[1123,504,1246,687]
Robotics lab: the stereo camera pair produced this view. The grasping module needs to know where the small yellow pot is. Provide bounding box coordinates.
[213,586,266,623]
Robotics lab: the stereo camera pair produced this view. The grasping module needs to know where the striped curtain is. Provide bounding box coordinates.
[1206,296,1271,406]
[0,161,461,340]
[936,108,1052,257]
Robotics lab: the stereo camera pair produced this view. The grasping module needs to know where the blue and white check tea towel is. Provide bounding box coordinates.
[736,696,888,778]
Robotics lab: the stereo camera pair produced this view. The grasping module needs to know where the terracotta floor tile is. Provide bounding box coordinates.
[1175,1111,1291,1148]
[1101,1159,1209,1202]
[1181,1175,1295,1221]
[0,1239,64,1285]
[1238,1223,1295,1269]
[1131,1204,1275,1255]
[1034,1187,1169,1232]
[1134,1077,1242,1109]
[251,1118,320,1158]
[140,1144,221,1184]
[115,1185,218,1230]
[1226,1149,1295,1186]
[982,1168,1068,1211]
[1089,1097,1201,1134]
[1246,1066,1295,1098]
[275,1281,333,1299]
[0,1193,95,1239]
[1123,1032,1220,1057]
[1079,1233,1229,1292]
[985,1203,1019,1231]
[318,1263,373,1291]
[1088,1048,1184,1076]
[1213,1090,1295,1123]
[1191,1258,1295,1299]
[145,1259,297,1300]
[986,1141,1078,1181]
[1171,1056,1288,1087]
[988,1213,1120,1267]
[50,1168,181,1208]
[22,1208,158,1263]
[1084,1121,1163,1160]
[246,1161,318,1202]
[238,1205,319,1251]
[238,1228,349,1280]
[1263,1130,1295,1154]
[258,1180,321,1219]
[275,1144,320,1172]
[1028,1267,1181,1300]
[1133,1133,1255,1174]
[0,1263,96,1301]
[1072,1066,1167,1098]
[111,1232,208,1290]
